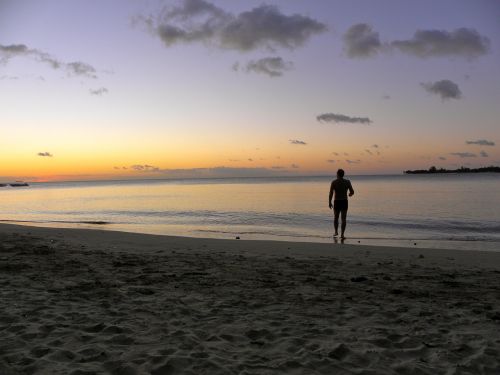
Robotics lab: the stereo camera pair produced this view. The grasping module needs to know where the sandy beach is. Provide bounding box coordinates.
[1,223,499,374]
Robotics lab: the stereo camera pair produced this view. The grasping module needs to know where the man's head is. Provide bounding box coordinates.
[337,169,345,178]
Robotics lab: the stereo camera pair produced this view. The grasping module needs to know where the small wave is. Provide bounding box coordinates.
[25,208,500,235]
[349,217,500,234]
[105,209,500,234]
[195,229,330,239]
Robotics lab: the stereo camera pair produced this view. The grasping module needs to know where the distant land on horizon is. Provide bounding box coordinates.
[405,166,500,174]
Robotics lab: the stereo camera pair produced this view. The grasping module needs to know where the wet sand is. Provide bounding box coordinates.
[1,223,499,374]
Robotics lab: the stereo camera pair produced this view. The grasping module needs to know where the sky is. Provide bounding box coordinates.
[1,0,499,181]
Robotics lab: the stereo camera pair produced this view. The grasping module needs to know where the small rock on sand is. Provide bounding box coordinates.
[350,276,368,282]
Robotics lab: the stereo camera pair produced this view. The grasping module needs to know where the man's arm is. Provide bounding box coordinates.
[348,181,354,197]
[329,181,334,208]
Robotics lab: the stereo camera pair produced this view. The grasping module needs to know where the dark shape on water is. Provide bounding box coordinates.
[9,182,29,187]
[404,165,500,174]
[52,220,110,225]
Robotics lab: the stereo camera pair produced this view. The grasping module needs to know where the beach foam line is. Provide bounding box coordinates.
[194,229,500,243]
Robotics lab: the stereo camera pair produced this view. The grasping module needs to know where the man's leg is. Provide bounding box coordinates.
[340,210,347,238]
[333,209,340,236]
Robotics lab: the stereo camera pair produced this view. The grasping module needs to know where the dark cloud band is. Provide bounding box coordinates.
[317,113,372,124]
[342,26,490,60]
[450,152,476,158]
[391,28,490,59]
[116,165,296,178]
[466,139,495,146]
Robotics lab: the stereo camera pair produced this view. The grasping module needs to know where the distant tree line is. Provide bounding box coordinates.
[404,166,500,174]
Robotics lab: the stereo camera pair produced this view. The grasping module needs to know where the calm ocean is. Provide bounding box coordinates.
[1,174,499,251]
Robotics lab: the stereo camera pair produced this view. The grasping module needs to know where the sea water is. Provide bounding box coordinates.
[0,174,499,251]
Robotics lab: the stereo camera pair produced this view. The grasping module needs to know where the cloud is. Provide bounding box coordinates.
[67,62,97,78]
[241,56,293,77]
[0,43,97,78]
[115,165,298,178]
[391,28,490,58]
[480,150,489,157]
[291,164,299,169]
[326,159,336,163]
[289,139,307,145]
[466,139,495,146]
[450,152,476,158]
[371,144,379,148]
[365,149,373,155]
[421,80,462,100]
[231,62,240,72]
[37,152,53,157]
[89,87,109,96]
[163,0,226,20]
[0,44,31,65]
[130,164,160,171]
[343,23,382,58]
[271,166,285,169]
[0,44,29,54]
[222,5,327,51]
[140,0,327,52]
[382,95,391,100]
[338,26,490,61]
[346,159,361,164]
[317,113,372,124]
[439,156,447,160]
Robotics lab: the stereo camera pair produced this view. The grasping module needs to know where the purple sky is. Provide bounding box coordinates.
[1,0,499,180]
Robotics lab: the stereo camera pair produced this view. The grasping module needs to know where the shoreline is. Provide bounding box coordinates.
[2,222,500,259]
[1,222,500,373]
[1,221,498,254]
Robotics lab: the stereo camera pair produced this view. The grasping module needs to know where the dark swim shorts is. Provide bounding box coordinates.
[333,199,348,211]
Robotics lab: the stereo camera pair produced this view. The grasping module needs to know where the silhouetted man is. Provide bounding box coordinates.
[329,169,354,239]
